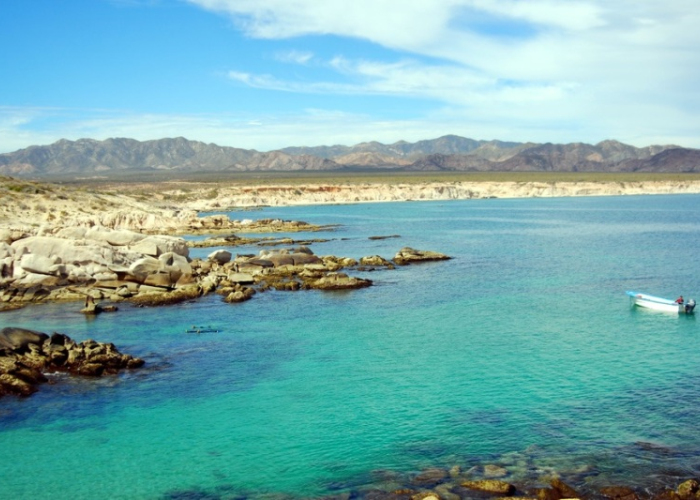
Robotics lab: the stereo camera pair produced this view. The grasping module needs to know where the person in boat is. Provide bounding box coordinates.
[675,295,684,304]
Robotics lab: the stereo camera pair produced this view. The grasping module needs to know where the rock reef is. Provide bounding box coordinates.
[0,326,144,397]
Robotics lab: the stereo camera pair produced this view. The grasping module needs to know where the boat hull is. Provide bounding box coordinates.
[626,291,691,314]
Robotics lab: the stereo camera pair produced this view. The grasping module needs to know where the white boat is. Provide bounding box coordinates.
[626,291,696,314]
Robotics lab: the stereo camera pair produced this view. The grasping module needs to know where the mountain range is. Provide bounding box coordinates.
[1,135,699,177]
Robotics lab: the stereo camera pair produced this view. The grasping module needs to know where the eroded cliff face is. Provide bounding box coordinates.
[178,180,700,211]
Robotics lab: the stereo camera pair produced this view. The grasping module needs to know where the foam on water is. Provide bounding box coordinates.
[2,195,700,499]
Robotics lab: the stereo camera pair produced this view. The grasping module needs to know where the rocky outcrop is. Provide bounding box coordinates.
[359,255,395,268]
[200,245,453,299]
[393,247,452,265]
[0,226,194,305]
[0,214,450,308]
[306,272,372,290]
[0,326,144,397]
[221,247,374,293]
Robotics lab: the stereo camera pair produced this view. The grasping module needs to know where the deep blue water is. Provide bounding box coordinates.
[2,194,700,499]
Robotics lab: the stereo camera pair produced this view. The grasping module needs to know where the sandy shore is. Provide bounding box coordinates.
[3,177,700,233]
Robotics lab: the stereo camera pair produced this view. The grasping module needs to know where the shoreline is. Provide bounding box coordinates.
[137,179,700,212]
[4,177,700,234]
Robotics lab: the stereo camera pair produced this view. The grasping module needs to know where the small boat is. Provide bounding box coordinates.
[185,325,220,333]
[626,291,696,314]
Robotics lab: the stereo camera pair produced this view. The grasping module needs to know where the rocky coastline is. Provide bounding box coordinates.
[3,175,700,498]
[162,469,700,500]
[0,326,144,397]
[0,219,448,308]
[4,176,700,236]
[169,179,700,212]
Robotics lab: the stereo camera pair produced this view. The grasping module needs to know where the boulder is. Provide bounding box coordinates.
[159,252,192,284]
[128,256,162,283]
[227,272,255,284]
[0,327,49,353]
[224,287,255,303]
[128,239,160,257]
[130,285,203,306]
[245,258,274,269]
[413,468,448,486]
[483,464,508,478]
[461,480,515,496]
[307,272,372,290]
[207,249,232,265]
[291,252,322,265]
[144,271,176,288]
[360,255,394,267]
[550,478,580,499]
[267,253,295,267]
[600,486,639,500]
[18,253,61,276]
[393,247,452,265]
[677,480,700,500]
[136,235,189,257]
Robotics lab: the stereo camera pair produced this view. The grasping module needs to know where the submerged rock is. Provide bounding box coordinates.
[461,479,515,495]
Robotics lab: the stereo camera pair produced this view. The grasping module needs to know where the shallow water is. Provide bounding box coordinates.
[2,194,700,499]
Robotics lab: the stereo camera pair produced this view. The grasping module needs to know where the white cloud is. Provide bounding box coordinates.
[2,103,700,156]
[462,0,605,31]
[275,50,314,65]
[196,0,700,149]
[4,1,700,152]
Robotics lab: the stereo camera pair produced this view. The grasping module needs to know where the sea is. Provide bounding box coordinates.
[2,194,700,500]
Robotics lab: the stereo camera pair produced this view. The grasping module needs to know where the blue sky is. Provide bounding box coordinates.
[1,0,698,153]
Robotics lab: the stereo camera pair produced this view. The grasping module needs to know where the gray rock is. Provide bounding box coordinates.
[207,249,232,264]
[0,327,50,353]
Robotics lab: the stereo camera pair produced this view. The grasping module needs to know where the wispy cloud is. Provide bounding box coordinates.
[227,54,573,112]
[0,106,454,153]
[2,101,698,156]
[3,1,700,152]
[274,50,314,65]
[194,0,700,148]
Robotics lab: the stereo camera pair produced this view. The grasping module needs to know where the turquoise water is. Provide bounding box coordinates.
[2,195,700,499]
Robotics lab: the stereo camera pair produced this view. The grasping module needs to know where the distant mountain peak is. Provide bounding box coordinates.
[0,135,696,177]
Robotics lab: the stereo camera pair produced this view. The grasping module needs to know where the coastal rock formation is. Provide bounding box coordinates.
[0,226,195,305]
[5,175,700,237]
[393,247,452,265]
[0,326,144,397]
[0,176,333,236]
[306,272,372,290]
[145,180,700,213]
[0,191,451,308]
[359,255,395,268]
